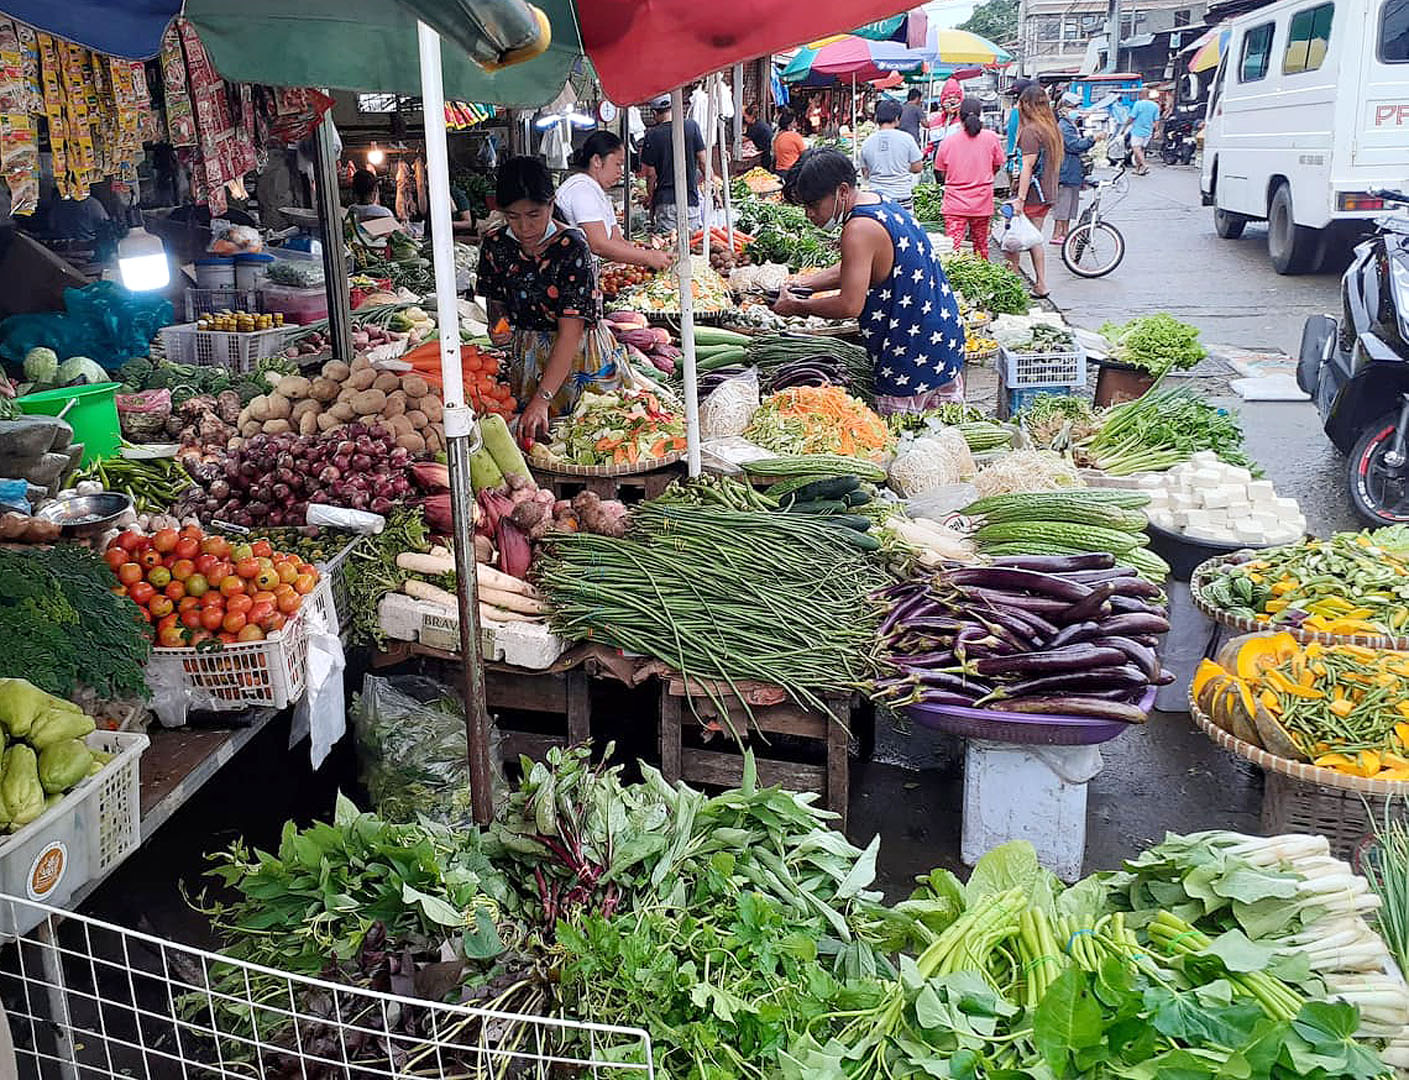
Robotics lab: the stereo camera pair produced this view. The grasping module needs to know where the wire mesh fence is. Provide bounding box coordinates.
[0,893,654,1079]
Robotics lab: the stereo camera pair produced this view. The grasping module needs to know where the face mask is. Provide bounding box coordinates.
[820,191,849,232]
[509,217,558,247]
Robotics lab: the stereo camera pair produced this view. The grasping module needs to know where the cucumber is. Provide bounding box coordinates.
[826,514,873,532]
[826,525,881,550]
[696,348,748,371]
[842,488,873,508]
[782,499,850,515]
[693,327,751,347]
[789,475,861,503]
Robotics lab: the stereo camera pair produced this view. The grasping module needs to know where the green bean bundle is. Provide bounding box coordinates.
[535,503,890,723]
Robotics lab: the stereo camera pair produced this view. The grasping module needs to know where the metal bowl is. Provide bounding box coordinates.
[36,492,134,538]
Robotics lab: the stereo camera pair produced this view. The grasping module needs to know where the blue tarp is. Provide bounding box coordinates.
[0,1,180,59]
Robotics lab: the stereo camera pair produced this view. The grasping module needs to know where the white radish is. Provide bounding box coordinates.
[402,579,458,607]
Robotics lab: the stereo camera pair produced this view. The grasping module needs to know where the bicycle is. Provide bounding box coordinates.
[1061,165,1129,278]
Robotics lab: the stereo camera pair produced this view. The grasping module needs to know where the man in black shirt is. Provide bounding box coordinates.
[899,88,925,145]
[639,93,707,234]
[742,103,774,172]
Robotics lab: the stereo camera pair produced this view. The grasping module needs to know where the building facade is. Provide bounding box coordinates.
[1015,0,1209,76]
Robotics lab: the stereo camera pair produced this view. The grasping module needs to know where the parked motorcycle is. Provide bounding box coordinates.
[1160,116,1197,165]
[1298,190,1409,523]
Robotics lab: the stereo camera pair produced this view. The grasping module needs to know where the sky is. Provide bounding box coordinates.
[923,0,980,30]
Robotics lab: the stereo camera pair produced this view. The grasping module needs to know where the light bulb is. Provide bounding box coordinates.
[117,228,169,291]
[367,143,385,167]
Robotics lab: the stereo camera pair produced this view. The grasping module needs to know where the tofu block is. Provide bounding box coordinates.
[1184,509,1212,530]
[1202,486,1235,509]
[1222,466,1253,485]
[1272,496,1302,514]
[1169,492,1196,511]
[1246,480,1276,503]
[1190,450,1220,465]
[1191,467,1224,487]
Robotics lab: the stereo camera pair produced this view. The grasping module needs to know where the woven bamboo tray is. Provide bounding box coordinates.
[1191,698,1409,856]
[720,321,860,338]
[965,346,999,364]
[529,450,683,477]
[1190,554,1409,650]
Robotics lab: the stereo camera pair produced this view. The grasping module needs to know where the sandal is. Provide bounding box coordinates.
[1032,291,1051,300]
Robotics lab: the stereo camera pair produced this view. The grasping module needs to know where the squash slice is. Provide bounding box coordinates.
[1250,702,1304,761]
[1235,633,1300,680]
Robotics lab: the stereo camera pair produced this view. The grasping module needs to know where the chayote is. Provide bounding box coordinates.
[38,738,93,796]
[0,678,81,739]
[27,705,95,751]
[2,745,46,827]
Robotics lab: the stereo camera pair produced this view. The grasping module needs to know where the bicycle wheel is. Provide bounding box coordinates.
[1062,220,1126,278]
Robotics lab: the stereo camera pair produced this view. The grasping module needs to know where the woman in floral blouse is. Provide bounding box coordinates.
[475,156,633,440]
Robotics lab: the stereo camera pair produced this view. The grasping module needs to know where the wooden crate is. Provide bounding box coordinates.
[659,676,851,828]
[529,462,685,506]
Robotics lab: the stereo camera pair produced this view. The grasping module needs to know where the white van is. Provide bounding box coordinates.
[1199,0,1409,273]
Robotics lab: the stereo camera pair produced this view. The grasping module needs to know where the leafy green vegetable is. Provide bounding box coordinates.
[912,183,945,224]
[940,253,1030,314]
[735,195,834,269]
[342,507,431,646]
[1082,386,1258,475]
[1100,314,1208,375]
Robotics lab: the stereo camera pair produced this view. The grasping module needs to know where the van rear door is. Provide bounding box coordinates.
[1352,0,1409,167]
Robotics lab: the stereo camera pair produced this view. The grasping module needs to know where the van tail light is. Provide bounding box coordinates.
[1339,193,1386,212]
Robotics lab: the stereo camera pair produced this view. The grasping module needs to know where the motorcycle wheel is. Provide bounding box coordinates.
[1348,416,1409,524]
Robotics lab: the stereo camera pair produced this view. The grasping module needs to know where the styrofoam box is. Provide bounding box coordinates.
[0,730,148,936]
[378,592,565,670]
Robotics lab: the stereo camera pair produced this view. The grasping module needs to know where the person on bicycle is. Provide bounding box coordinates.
[934,96,1004,260]
[1051,92,1095,248]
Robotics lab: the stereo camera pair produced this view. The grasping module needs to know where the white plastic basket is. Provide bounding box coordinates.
[145,576,333,711]
[158,322,292,372]
[319,534,363,637]
[182,287,260,322]
[1000,345,1087,388]
[0,731,148,936]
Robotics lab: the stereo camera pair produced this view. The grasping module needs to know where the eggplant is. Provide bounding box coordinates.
[1091,636,1160,682]
[915,690,983,707]
[945,566,1093,601]
[1107,575,1164,599]
[881,590,935,636]
[973,608,1045,646]
[1044,620,1103,650]
[1155,668,1176,685]
[995,695,1149,722]
[894,651,958,668]
[1063,567,1138,583]
[1108,594,1161,616]
[1096,612,1172,637]
[1062,582,1115,624]
[989,664,1148,700]
[962,587,1074,618]
[994,605,1060,642]
[970,643,1127,677]
[910,670,991,695]
[988,553,1115,573]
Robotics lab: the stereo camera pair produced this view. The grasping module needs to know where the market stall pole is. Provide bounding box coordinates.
[851,74,858,166]
[313,117,355,363]
[670,86,702,476]
[418,21,495,825]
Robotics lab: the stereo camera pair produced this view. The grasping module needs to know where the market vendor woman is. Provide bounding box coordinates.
[772,149,965,413]
[475,156,634,440]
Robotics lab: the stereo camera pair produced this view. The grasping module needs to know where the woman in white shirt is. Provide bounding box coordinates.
[555,132,672,271]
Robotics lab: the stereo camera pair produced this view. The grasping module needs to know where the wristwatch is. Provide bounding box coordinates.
[537,385,555,403]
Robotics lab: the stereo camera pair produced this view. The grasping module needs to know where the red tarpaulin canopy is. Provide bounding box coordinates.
[578,1,924,103]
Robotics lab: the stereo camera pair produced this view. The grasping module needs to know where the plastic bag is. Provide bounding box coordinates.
[351,674,503,826]
[700,367,760,440]
[116,389,172,440]
[0,282,173,369]
[904,482,978,521]
[999,213,1044,254]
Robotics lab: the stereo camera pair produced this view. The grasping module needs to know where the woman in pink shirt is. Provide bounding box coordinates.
[933,97,1004,260]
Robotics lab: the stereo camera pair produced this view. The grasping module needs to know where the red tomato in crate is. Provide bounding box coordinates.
[113,530,143,553]
[171,559,196,582]
[250,540,273,559]
[128,581,156,606]
[235,558,259,580]
[103,548,127,572]
[222,611,247,634]
[158,626,186,648]
[180,608,202,631]
[174,537,200,560]
[194,554,217,576]
[200,608,225,632]
[117,563,143,586]
[148,595,173,619]
[236,625,265,642]
[151,529,178,554]
[139,549,162,570]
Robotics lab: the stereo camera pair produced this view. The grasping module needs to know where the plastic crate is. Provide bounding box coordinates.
[1000,345,1087,388]
[319,535,363,637]
[183,287,260,322]
[158,322,292,372]
[0,730,148,936]
[1002,385,1078,421]
[144,576,333,711]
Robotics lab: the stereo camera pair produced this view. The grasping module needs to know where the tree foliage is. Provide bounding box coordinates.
[958,0,1019,45]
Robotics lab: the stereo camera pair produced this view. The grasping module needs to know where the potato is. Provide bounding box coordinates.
[265,393,292,420]
[425,428,442,454]
[241,419,263,437]
[321,360,351,382]
[329,402,356,422]
[350,389,387,416]
[406,409,429,430]
[401,374,430,399]
[237,406,252,428]
[298,410,319,437]
[418,395,444,423]
[386,414,414,436]
[276,375,312,400]
[372,371,401,393]
[309,377,340,403]
[248,395,271,422]
[350,354,372,372]
[291,398,321,423]
[262,418,292,435]
[347,368,377,391]
[316,411,339,433]
[396,431,427,455]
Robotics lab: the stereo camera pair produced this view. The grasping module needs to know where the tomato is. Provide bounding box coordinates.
[236,624,265,642]
[235,558,260,580]
[189,629,213,646]
[251,590,276,605]
[158,626,187,648]
[151,528,179,554]
[171,559,196,582]
[181,523,203,538]
[277,591,302,615]
[184,573,209,598]
[231,543,254,562]
[133,605,152,624]
[254,567,280,591]
[202,536,231,560]
[164,581,186,602]
[180,608,203,630]
[250,539,273,559]
[129,582,156,607]
[179,595,200,612]
[248,600,275,627]
[221,611,247,634]
[217,631,237,644]
[146,565,172,588]
[103,547,128,571]
[161,553,177,569]
[276,562,299,585]
[194,554,217,576]
[200,607,225,632]
[117,562,143,586]
[297,563,317,579]
[220,574,246,598]
[115,530,144,552]
[148,595,173,618]
[174,536,200,560]
[138,549,163,570]
[110,585,128,598]
[273,583,296,600]
[206,562,231,587]
[156,612,179,633]
[265,611,287,633]
[293,573,317,596]
[226,593,253,616]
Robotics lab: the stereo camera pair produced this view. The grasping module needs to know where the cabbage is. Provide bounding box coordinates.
[22,347,58,385]
[56,356,107,385]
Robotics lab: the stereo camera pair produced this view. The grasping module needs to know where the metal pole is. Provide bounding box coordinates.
[851,74,858,166]
[312,117,354,363]
[670,87,701,476]
[1107,0,1122,72]
[418,21,494,826]
[620,106,632,239]
[720,108,734,252]
[702,77,716,263]
[732,63,744,157]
